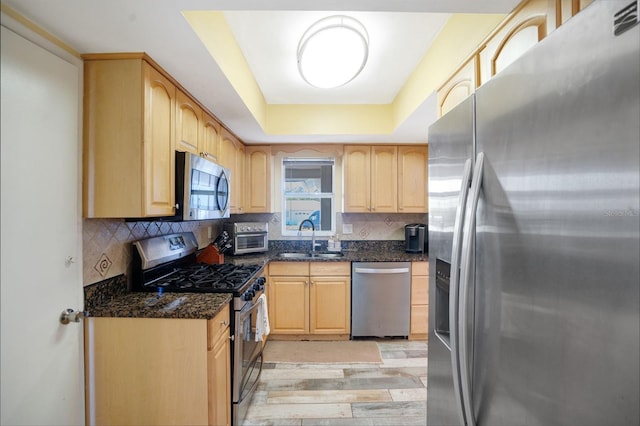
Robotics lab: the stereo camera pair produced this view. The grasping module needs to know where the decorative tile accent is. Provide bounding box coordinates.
[94,253,112,277]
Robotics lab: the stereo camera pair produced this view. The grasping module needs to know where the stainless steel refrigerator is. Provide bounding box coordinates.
[427,1,640,425]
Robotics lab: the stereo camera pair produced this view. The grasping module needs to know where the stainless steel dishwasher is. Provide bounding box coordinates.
[351,262,411,338]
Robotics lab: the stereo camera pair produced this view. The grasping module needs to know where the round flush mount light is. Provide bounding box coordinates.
[297,15,369,89]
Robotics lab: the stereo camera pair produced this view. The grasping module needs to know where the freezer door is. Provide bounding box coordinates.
[473,1,639,425]
[427,95,474,425]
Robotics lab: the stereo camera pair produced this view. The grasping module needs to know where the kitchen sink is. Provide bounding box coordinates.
[278,252,309,259]
[311,252,344,258]
[277,252,344,259]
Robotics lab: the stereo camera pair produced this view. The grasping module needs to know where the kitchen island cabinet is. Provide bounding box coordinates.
[268,261,351,338]
[83,54,176,218]
[84,304,231,426]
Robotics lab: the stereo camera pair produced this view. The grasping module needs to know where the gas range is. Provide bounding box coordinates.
[130,232,265,301]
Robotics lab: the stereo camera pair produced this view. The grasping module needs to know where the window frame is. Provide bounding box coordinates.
[281,157,336,237]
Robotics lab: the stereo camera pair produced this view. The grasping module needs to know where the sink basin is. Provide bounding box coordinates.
[277,251,344,259]
[278,252,310,259]
[311,252,344,258]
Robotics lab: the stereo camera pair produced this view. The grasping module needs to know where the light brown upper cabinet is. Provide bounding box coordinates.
[559,0,594,25]
[175,90,221,161]
[437,55,478,118]
[343,145,398,213]
[83,55,176,218]
[244,146,272,213]
[398,145,429,213]
[219,128,245,214]
[201,112,220,161]
[479,0,557,85]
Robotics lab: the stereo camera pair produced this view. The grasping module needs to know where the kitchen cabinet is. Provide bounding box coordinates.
[478,0,557,85]
[176,89,220,161]
[244,146,272,213]
[343,145,397,213]
[83,55,176,218]
[559,0,593,25]
[207,304,231,426]
[268,262,351,337]
[84,305,230,426]
[219,128,245,214]
[410,261,429,340]
[398,145,429,213]
[437,55,478,118]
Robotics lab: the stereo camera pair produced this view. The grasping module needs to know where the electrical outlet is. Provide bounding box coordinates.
[342,223,353,234]
[207,226,213,240]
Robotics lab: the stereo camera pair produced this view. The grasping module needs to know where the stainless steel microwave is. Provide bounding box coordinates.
[175,151,230,220]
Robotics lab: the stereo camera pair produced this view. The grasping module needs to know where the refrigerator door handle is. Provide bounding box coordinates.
[449,157,473,426]
[458,152,485,426]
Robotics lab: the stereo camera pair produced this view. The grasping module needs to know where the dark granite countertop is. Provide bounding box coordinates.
[85,240,427,320]
[84,275,232,320]
[225,240,429,265]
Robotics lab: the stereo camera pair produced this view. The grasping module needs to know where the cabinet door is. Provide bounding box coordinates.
[219,129,244,214]
[309,276,351,334]
[208,328,230,426]
[236,142,245,214]
[437,55,478,117]
[201,112,220,161]
[370,146,397,212]
[479,0,555,85]
[398,145,428,213]
[245,146,271,213]
[143,63,176,216]
[410,261,429,338]
[343,145,371,212]
[175,89,202,155]
[268,276,309,334]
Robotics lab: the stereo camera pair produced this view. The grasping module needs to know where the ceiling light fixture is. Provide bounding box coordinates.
[297,15,369,89]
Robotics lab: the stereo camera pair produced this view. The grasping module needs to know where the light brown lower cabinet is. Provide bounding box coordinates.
[268,261,351,338]
[410,261,429,340]
[84,304,230,426]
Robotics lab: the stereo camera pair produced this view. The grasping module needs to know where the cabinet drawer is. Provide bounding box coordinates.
[309,261,350,276]
[412,261,429,276]
[269,261,309,276]
[410,305,429,335]
[411,276,429,305]
[207,304,230,349]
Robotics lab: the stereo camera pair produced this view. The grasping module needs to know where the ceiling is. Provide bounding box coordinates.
[2,0,520,144]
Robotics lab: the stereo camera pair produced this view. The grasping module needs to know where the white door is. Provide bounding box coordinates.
[1,25,84,425]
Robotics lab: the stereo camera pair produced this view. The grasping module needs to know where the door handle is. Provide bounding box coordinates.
[59,308,85,325]
[458,152,484,426]
[449,157,473,426]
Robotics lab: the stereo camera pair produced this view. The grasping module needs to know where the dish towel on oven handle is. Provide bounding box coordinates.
[255,293,270,342]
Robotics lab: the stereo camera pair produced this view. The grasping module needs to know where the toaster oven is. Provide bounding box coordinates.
[223,222,269,255]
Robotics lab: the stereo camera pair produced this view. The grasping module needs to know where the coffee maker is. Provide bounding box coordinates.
[405,223,427,253]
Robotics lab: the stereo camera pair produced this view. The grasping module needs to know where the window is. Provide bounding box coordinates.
[282,158,335,236]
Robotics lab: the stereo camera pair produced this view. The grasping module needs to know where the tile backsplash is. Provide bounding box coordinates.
[82,212,427,286]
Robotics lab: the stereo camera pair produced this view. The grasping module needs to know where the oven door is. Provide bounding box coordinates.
[233,233,268,255]
[232,294,264,425]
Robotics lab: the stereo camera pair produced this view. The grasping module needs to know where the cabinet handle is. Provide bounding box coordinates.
[221,320,229,326]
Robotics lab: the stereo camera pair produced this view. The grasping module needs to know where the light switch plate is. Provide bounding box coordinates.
[342,224,353,234]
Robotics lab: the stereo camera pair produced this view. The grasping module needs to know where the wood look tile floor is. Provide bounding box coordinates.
[243,340,428,425]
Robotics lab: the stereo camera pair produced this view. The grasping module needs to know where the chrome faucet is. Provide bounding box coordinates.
[298,219,319,253]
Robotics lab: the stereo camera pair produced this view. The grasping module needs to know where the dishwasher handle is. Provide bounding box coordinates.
[354,267,410,274]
